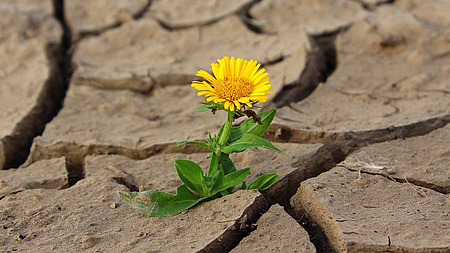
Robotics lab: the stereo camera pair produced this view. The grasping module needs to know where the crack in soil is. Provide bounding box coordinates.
[71,0,152,42]
[341,164,449,195]
[270,31,338,108]
[236,0,266,34]
[356,0,395,11]
[0,0,72,169]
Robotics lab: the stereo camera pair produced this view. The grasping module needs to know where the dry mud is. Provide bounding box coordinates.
[0,0,449,252]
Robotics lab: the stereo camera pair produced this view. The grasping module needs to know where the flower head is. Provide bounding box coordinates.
[192,56,273,111]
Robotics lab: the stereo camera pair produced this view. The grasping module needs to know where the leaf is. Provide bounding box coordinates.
[119,185,206,216]
[239,181,247,190]
[219,153,236,175]
[207,132,213,145]
[210,168,250,196]
[229,109,276,143]
[247,173,279,190]
[177,140,210,150]
[216,122,227,146]
[195,102,224,112]
[221,134,283,154]
[208,151,219,175]
[174,159,206,196]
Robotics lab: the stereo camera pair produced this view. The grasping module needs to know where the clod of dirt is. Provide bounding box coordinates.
[0,158,68,199]
[231,204,316,252]
[249,0,366,34]
[291,166,450,252]
[24,84,224,167]
[271,2,449,137]
[64,0,150,40]
[147,0,254,29]
[0,177,267,252]
[341,124,450,193]
[72,14,308,92]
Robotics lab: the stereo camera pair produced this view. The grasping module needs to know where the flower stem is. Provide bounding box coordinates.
[209,110,234,175]
[218,110,234,147]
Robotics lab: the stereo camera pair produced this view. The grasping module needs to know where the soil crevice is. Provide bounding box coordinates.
[0,0,73,169]
[270,31,338,108]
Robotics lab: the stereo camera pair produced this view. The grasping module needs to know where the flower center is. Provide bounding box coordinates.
[215,76,253,101]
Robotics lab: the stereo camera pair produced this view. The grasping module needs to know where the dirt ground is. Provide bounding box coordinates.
[0,0,449,252]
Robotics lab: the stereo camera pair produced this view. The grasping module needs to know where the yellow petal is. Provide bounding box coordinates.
[230,57,236,77]
[211,63,220,79]
[235,58,244,76]
[241,60,252,79]
[248,63,261,80]
[221,56,230,77]
[238,97,250,103]
[233,100,241,110]
[196,70,216,84]
[250,69,267,83]
[218,60,225,80]
[229,101,235,111]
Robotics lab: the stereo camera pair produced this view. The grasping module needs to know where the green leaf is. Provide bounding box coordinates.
[216,122,227,146]
[207,132,213,145]
[210,168,250,196]
[174,159,206,196]
[220,190,231,197]
[229,109,276,143]
[119,184,206,216]
[208,151,219,175]
[195,102,225,112]
[218,153,238,194]
[221,133,283,154]
[219,153,236,175]
[247,173,279,190]
[177,140,211,150]
[239,181,247,190]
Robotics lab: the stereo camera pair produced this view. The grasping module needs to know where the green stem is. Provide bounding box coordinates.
[209,110,234,175]
[218,110,234,147]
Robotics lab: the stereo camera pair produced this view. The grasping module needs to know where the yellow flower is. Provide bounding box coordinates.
[192,56,273,111]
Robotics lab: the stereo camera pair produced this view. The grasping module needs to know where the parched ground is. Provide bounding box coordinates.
[0,0,449,252]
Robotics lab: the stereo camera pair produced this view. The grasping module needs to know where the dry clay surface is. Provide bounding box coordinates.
[0,0,449,252]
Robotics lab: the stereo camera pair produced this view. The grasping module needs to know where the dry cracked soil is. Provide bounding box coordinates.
[0,0,449,252]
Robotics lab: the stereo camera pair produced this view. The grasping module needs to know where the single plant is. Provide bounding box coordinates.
[120,56,283,216]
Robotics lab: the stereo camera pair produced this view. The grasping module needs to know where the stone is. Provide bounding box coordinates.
[231,204,316,253]
[291,166,450,252]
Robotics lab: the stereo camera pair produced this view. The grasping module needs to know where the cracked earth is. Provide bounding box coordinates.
[0,0,449,252]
